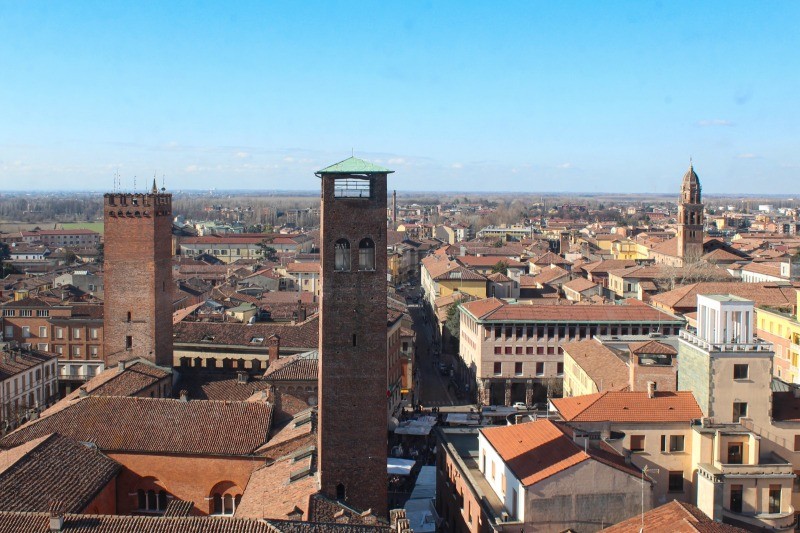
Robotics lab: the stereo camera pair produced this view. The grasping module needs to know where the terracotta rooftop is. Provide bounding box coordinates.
[0,433,120,513]
[263,351,318,382]
[432,265,487,282]
[1,396,273,456]
[741,261,783,278]
[457,256,525,268]
[480,420,642,487]
[173,318,319,350]
[650,282,798,313]
[286,262,321,274]
[582,260,637,275]
[174,370,270,401]
[629,340,677,355]
[236,452,317,520]
[460,298,681,323]
[531,251,572,266]
[562,340,629,392]
[86,361,171,397]
[562,277,598,293]
[0,512,281,532]
[527,265,570,286]
[0,349,58,381]
[601,500,747,532]
[553,391,702,423]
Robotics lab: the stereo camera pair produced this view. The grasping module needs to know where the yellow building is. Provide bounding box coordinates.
[756,290,800,384]
[611,238,649,260]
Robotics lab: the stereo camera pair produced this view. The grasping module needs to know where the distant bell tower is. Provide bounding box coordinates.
[677,163,704,263]
[103,180,173,367]
[317,157,391,516]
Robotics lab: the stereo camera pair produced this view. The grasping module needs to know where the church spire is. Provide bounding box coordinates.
[151,178,158,194]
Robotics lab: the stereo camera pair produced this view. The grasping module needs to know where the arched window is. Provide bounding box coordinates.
[358,238,375,271]
[213,493,222,514]
[137,490,146,510]
[334,239,350,272]
[224,494,234,515]
[158,490,168,511]
[336,483,346,501]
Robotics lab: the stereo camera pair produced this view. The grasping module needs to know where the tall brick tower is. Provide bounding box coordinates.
[677,163,704,263]
[103,180,173,367]
[317,157,391,516]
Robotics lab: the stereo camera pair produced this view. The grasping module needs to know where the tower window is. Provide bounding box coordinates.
[352,334,357,347]
[334,178,371,198]
[336,483,346,500]
[126,336,133,350]
[127,311,132,322]
[358,238,375,271]
[334,239,351,271]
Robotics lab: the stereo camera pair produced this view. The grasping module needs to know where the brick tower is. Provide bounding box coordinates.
[317,157,392,516]
[676,163,704,263]
[103,180,173,367]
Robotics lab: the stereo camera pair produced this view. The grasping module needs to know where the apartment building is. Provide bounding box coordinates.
[0,344,58,429]
[458,298,683,406]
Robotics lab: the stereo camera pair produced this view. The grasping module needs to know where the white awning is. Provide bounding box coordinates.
[387,457,416,475]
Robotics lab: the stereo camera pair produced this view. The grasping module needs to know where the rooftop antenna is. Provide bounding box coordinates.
[162,174,166,192]
[351,148,354,157]
[133,175,137,192]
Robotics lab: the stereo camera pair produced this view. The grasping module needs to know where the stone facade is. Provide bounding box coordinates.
[103,186,173,366]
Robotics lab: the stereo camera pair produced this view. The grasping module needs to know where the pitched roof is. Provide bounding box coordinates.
[650,282,798,312]
[552,391,702,423]
[0,512,280,532]
[236,453,317,520]
[174,371,270,402]
[173,318,319,350]
[561,340,629,392]
[456,256,524,268]
[263,351,318,382]
[0,433,120,513]
[86,361,171,397]
[316,156,393,175]
[432,265,486,282]
[601,500,747,532]
[1,396,273,456]
[486,272,512,283]
[0,349,58,381]
[532,251,572,266]
[528,265,570,286]
[582,260,637,275]
[459,297,505,320]
[562,277,598,293]
[286,262,321,274]
[629,340,677,355]
[480,420,641,487]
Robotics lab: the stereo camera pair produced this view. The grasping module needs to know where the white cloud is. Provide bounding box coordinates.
[736,153,760,159]
[451,162,463,169]
[697,119,734,127]
[388,157,407,165]
[556,163,573,169]
[234,151,250,159]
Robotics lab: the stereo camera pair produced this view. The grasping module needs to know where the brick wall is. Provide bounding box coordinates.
[318,171,389,516]
[103,193,173,366]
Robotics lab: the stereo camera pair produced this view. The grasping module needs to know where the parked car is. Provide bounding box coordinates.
[513,402,528,410]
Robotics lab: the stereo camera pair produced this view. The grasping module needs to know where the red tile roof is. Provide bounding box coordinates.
[562,340,629,392]
[1,396,273,456]
[650,282,798,313]
[601,500,747,532]
[480,420,642,487]
[553,391,702,423]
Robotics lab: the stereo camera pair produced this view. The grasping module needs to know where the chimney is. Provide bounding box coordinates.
[118,360,126,373]
[268,335,281,366]
[78,387,88,398]
[179,390,189,402]
[647,381,656,399]
[296,301,307,322]
[49,501,64,532]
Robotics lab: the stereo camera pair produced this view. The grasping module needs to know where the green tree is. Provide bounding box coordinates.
[0,242,12,276]
[257,242,278,261]
[444,304,461,350]
[491,260,509,275]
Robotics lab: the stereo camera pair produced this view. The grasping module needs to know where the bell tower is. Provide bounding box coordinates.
[677,163,704,263]
[317,157,391,516]
[103,180,173,367]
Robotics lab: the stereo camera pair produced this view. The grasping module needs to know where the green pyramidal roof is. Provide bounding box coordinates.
[315,156,394,176]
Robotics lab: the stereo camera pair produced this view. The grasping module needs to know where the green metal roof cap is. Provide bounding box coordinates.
[315,156,394,176]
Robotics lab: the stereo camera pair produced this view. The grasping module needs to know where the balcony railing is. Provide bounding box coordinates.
[680,330,773,353]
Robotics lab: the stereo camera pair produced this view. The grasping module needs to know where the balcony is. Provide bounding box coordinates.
[722,507,796,530]
[679,330,773,353]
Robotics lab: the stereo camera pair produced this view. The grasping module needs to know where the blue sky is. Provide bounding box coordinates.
[1,1,798,193]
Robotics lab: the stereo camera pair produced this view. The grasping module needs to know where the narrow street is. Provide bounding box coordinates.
[405,285,473,410]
